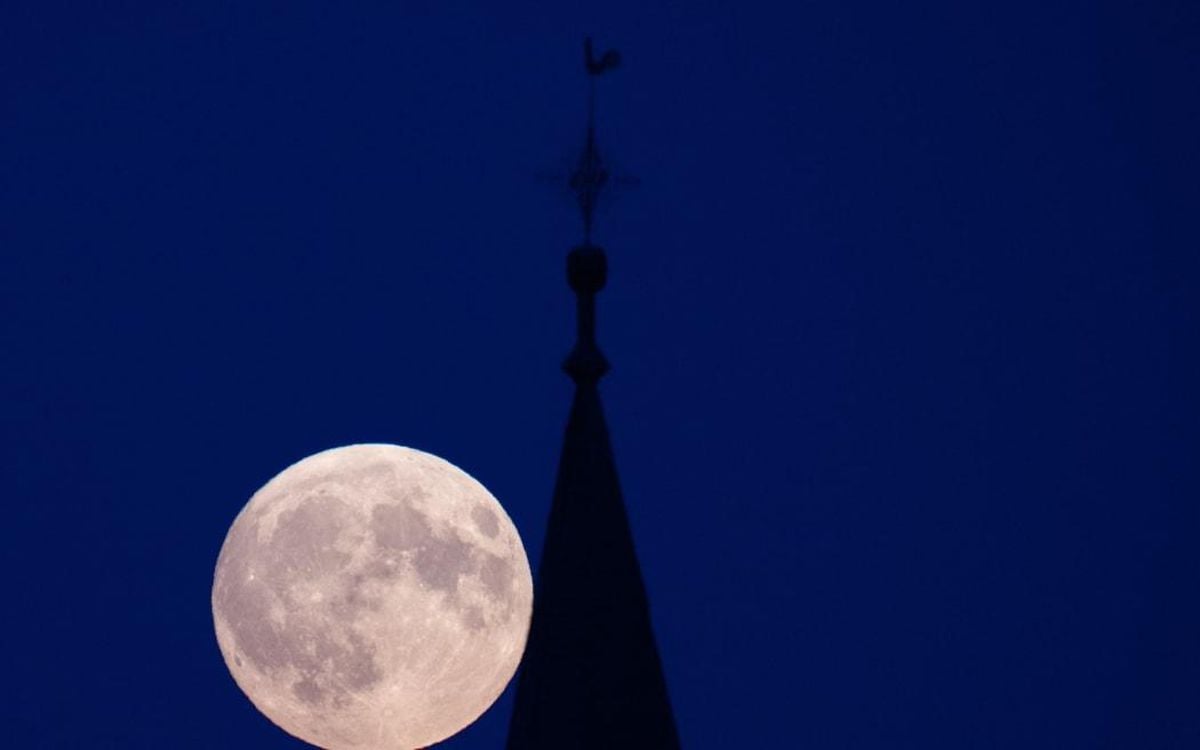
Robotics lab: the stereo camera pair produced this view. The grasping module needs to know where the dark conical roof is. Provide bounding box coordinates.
[506,243,680,748]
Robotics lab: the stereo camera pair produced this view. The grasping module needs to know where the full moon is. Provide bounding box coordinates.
[212,444,533,749]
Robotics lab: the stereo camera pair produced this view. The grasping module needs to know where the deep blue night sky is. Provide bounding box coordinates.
[2,1,1197,747]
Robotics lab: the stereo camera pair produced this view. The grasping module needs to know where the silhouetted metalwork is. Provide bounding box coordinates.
[566,36,638,244]
[506,38,681,749]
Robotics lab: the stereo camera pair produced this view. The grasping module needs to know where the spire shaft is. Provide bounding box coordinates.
[562,244,609,383]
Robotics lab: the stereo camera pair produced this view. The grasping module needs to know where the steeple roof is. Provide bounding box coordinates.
[505,368,680,747]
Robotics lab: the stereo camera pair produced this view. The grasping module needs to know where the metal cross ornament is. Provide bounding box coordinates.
[542,37,639,244]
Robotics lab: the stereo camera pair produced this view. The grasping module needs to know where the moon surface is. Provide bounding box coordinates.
[212,444,533,749]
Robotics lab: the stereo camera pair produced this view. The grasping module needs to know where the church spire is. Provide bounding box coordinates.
[506,38,681,749]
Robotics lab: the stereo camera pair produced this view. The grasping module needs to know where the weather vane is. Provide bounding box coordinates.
[569,36,636,244]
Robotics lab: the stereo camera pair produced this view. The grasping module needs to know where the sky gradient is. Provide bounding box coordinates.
[2,1,1197,747]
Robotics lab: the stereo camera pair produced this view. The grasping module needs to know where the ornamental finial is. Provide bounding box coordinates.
[562,37,626,382]
[570,37,631,245]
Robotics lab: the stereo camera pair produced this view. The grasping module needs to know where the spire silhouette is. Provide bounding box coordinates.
[506,38,681,749]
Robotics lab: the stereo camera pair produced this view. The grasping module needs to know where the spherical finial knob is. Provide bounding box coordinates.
[566,244,607,294]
